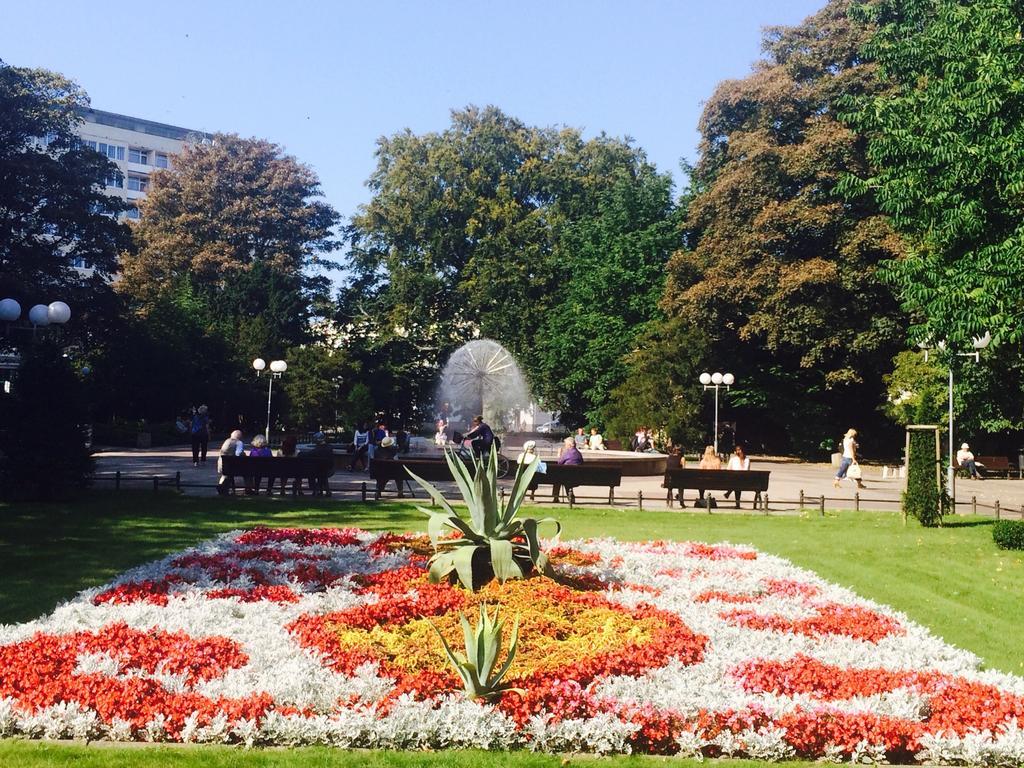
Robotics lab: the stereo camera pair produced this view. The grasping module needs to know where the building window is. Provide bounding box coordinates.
[155,153,170,169]
[72,256,92,269]
[98,142,125,161]
[124,205,141,220]
[129,147,149,165]
[105,171,124,189]
[83,140,98,151]
[127,174,149,192]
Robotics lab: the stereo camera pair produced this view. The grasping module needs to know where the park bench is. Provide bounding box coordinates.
[975,455,1012,478]
[663,468,770,509]
[528,464,623,505]
[369,458,454,499]
[219,454,334,496]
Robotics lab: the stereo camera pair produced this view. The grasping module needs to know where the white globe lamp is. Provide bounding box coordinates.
[711,372,724,385]
[47,301,71,325]
[252,358,267,372]
[972,331,992,350]
[0,298,20,322]
[723,373,735,386]
[699,372,712,385]
[270,360,287,373]
[28,304,51,326]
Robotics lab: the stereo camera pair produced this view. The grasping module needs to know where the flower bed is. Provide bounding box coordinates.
[1,527,1022,763]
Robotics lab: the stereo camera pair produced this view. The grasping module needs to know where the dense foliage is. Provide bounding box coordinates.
[97,135,344,433]
[0,344,92,501]
[991,520,1024,551]
[343,106,679,427]
[842,0,1024,349]
[654,0,906,454]
[903,428,946,527]
[0,60,129,299]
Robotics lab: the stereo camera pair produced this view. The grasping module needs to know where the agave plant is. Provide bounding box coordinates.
[431,603,521,701]
[406,444,560,590]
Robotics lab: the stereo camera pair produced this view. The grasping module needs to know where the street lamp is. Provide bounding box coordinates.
[920,332,990,501]
[699,371,734,454]
[253,357,287,440]
[1,299,72,339]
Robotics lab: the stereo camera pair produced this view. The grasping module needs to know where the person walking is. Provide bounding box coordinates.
[834,428,864,488]
[190,405,211,467]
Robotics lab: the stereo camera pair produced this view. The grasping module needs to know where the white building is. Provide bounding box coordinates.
[72,108,212,269]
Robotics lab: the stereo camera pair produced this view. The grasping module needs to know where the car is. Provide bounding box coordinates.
[536,420,567,435]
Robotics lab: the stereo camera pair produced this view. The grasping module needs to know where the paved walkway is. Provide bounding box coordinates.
[92,447,1024,518]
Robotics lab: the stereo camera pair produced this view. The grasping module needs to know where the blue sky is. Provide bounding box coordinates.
[2,0,825,223]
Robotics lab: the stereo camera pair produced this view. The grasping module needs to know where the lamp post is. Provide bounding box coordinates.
[253,357,287,440]
[699,371,734,454]
[920,332,990,501]
[1,299,72,339]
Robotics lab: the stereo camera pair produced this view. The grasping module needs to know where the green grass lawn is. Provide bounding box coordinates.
[1,491,1022,766]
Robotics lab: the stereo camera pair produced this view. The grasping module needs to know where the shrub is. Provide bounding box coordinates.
[902,428,948,527]
[992,520,1024,550]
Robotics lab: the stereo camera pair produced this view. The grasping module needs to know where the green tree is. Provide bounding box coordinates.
[600,318,709,446]
[121,134,338,338]
[841,0,1024,348]
[0,60,129,299]
[534,154,680,425]
[658,0,906,454]
[279,344,357,431]
[344,106,677,423]
[112,135,340,429]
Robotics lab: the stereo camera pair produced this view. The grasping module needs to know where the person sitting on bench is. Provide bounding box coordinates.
[696,445,721,504]
[724,444,750,501]
[956,442,982,479]
[558,437,583,465]
[517,440,547,474]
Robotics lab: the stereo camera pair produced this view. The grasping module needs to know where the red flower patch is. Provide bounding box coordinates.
[0,622,268,738]
[235,526,363,547]
[723,603,903,642]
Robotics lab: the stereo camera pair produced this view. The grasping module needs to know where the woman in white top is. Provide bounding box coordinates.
[724,444,750,501]
[516,439,547,474]
[833,428,864,488]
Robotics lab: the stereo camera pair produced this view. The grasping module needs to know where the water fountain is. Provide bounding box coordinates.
[433,338,666,476]
[435,339,532,432]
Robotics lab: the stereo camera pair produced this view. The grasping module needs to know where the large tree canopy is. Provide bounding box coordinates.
[841,0,1024,348]
[102,135,341,429]
[343,106,678,426]
[0,60,128,299]
[657,0,906,453]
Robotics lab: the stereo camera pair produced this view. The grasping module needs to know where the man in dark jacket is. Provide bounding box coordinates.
[463,415,494,457]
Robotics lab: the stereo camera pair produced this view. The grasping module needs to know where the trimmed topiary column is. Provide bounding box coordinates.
[903,425,948,527]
